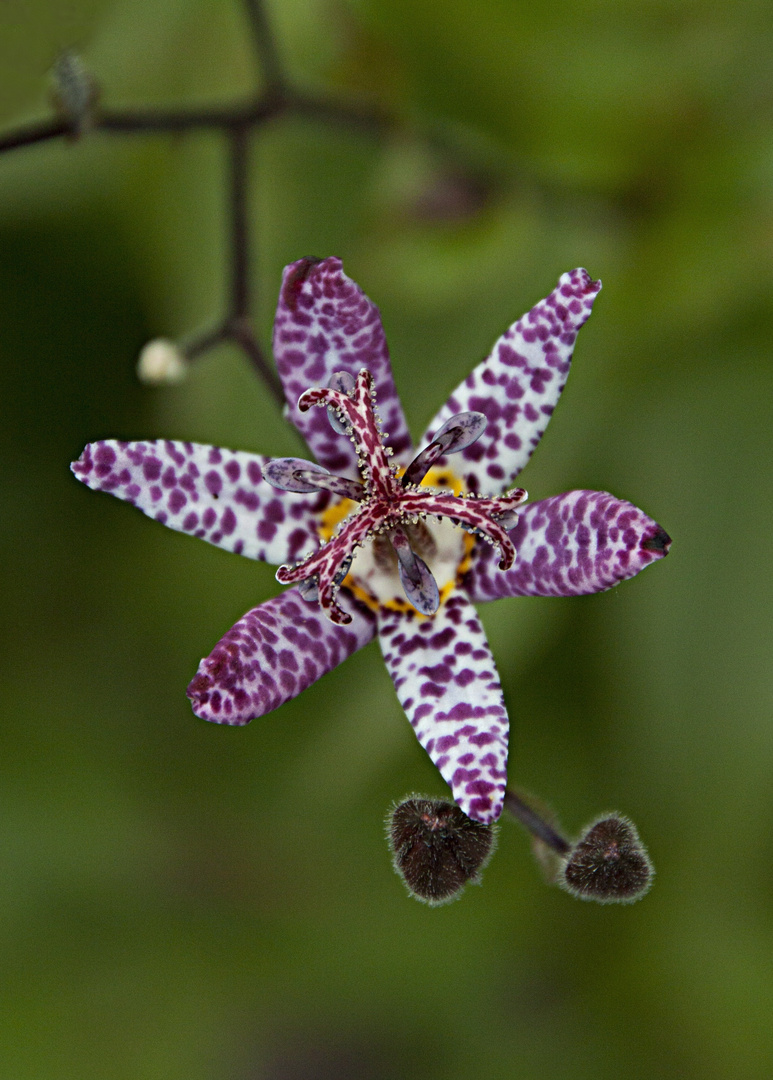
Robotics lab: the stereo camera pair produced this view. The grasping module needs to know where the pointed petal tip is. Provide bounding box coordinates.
[184,665,254,725]
[70,442,93,477]
[69,441,119,485]
[186,668,255,727]
[641,526,672,556]
[462,788,505,826]
[377,595,509,827]
[274,254,413,473]
[187,589,375,726]
[562,267,602,297]
[280,255,327,312]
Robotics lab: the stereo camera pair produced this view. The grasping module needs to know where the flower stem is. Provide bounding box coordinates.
[503,788,571,856]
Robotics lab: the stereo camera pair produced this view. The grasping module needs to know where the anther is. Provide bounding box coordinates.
[297,577,320,602]
[402,411,487,487]
[326,371,356,434]
[494,509,520,531]
[391,529,440,615]
[263,457,364,500]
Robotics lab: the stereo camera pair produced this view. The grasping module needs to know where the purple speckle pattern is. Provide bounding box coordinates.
[377,593,509,824]
[187,587,376,724]
[273,257,413,476]
[71,440,328,565]
[71,259,670,832]
[464,490,671,601]
[419,269,602,493]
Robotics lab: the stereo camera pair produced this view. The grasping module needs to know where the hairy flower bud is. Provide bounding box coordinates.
[562,815,653,904]
[387,796,496,906]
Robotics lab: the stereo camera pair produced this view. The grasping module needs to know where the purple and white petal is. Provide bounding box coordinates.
[273,257,413,475]
[418,269,602,494]
[71,440,328,565]
[464,490,671,602]
[187,587,376,724]
[377,594,509,824]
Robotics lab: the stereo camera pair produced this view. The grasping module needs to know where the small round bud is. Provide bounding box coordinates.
[562,815,653,904]
[137,339,188,385]
[50,51,98,137]
[387,796,497,906]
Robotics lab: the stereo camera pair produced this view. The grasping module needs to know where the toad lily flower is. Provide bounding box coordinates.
[71,257,670,824]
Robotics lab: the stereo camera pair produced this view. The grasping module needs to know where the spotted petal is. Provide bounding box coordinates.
[273,257,413,476]
[71,440,328,565]
[419,269,602,493]
[187,587,376,724]
[463,490,671,601]
[377,594,509,824]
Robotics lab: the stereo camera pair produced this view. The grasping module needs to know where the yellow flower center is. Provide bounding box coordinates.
[318,466,475,617]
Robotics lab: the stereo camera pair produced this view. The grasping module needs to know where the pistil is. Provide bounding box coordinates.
[264,368,527,624]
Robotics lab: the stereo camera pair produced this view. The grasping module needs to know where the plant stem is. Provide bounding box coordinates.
[503,789,571,855]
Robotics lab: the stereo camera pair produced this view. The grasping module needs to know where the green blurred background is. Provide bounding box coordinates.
[2,1,772,1077]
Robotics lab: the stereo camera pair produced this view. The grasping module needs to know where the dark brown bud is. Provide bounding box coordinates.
[562,815,653,904]
[387,796,497,906]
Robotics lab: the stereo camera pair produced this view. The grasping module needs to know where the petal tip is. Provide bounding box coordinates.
[556,269,602,312]
[641,525,671,556]
[571,267,602,295]
[280,256,325,313]
[280,255,348,314]
[70,443,92,476]
[186,669,254,727]
[462,788,505,826]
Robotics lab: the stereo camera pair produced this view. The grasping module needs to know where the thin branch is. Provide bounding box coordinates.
[288,92,393,137]
[229,125,251,320]
[0,89,397,147]
[223,123,284,407]
[242,0,286,94]
[183,324,230,359]
[97,96,290,134]
[98,104,249,133]
[0,116,69,152]
[0,9,406,411]
[503,789,571,856]
[231,317,285,406]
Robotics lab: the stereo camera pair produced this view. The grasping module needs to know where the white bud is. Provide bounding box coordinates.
[136,339,188,385]
[50,51,98,135]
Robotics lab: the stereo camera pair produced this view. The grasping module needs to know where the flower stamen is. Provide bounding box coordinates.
[263,457,365,501]
[271,368,527,624]
[401,411,487,487]
[325,370,356,434]
[391,527,440,615]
